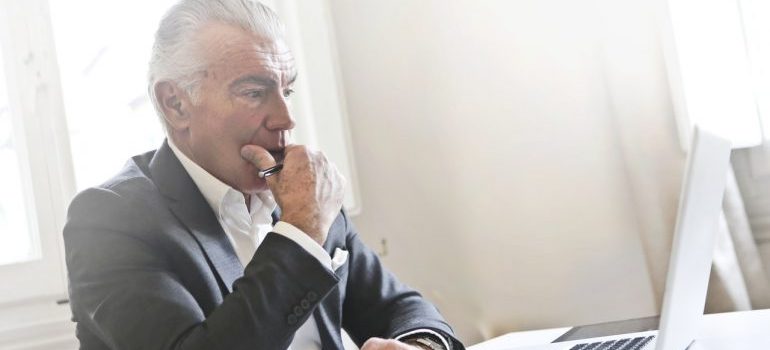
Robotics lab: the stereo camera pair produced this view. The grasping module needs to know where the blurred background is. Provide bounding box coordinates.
[0,0,769,348]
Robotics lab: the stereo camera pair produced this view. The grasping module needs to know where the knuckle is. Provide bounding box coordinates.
[361,338,381,349]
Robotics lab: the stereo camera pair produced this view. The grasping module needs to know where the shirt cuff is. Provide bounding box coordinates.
[272,221,333,271]
[396,328,451,350]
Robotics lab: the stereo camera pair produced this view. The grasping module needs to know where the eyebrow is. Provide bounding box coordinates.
[230,72,298,90]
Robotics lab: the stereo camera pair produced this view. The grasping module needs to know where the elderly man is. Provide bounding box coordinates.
[63,0,463,349]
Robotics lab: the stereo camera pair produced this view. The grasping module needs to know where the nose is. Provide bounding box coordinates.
[264,93,296,131]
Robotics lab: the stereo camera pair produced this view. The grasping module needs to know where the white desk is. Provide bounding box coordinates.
[469,309,770,350]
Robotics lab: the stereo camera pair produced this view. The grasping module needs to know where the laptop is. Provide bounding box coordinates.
[505,126,733,350]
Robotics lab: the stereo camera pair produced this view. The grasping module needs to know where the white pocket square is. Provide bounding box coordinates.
[331,247,348,271]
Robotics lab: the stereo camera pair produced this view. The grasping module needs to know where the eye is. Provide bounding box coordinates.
[283,88,295,98]
[244,90,265,99]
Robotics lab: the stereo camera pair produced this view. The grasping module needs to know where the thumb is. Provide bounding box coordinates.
[240,144,277,170]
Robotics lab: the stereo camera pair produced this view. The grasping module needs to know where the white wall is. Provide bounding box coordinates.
[328,0,685,343]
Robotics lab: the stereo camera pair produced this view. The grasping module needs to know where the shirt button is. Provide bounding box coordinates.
[287,314,298,326]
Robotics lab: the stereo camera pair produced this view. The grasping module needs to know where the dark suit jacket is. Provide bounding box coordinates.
[63,141,463,350]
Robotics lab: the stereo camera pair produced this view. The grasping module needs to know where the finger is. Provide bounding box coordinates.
[240,144,277,170]
[361,338,387,350]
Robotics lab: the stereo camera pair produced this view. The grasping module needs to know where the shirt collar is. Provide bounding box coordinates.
[167,139,276,218]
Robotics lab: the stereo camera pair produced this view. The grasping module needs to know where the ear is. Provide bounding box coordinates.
[155,81,192,132]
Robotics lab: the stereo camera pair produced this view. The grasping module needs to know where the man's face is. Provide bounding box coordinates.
[180,22,297,194]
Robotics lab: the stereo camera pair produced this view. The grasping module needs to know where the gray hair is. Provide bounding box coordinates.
[148,0,285,132]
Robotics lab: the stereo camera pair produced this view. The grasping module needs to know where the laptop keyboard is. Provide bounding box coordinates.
[568,335,655,350]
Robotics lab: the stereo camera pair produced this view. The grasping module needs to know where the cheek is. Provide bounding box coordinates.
[189,105,227,137]
[191,101,263,160]
[196,111,249,148]
[222,105,264,133]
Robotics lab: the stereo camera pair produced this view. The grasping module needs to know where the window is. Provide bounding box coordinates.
[48,0,172,191]
[0,0,70,307]
[738,0,770,139]
[663,0,770,149]
[0,46,37,266]
[663,0,763,149]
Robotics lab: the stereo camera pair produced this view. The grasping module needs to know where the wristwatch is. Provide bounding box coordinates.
[403,334,447,350]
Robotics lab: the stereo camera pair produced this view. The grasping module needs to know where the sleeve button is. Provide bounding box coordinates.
[287,314,298,325]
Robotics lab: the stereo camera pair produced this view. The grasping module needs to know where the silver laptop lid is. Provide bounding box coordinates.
[656,126,732,350]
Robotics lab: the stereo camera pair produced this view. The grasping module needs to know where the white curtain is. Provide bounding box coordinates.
[706,150,770,312]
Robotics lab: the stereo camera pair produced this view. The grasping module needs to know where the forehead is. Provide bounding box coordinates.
[196,21,295,81]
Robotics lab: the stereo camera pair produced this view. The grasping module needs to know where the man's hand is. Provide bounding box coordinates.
[241,144,345,245]
[360,338,427,350]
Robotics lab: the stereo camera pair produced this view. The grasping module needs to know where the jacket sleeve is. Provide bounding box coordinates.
[65,186,339,350]
[339,210,465,349]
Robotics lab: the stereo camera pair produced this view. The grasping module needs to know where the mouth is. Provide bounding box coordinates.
[268,149,286,163]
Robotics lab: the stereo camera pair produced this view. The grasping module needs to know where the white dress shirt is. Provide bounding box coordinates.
[169,141,330,350]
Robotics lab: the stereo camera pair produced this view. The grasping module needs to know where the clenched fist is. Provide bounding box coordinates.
[241,144,345,245]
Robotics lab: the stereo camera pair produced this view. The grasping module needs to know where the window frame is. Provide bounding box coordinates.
[0,0,74,308]
[661,0,764,150]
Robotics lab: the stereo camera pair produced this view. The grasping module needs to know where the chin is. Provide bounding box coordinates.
[238,177,269,194]
[236,162,271,193]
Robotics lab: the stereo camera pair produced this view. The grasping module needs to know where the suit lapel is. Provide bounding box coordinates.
[149,140,243,294]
